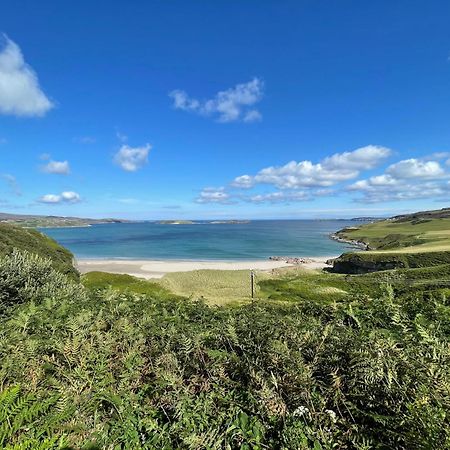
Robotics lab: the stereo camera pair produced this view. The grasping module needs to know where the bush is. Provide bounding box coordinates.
[0,223,78,279]
[0,251,449,448]
[0,249,86,313]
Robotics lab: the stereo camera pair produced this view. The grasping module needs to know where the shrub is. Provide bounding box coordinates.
[0,249,86,312]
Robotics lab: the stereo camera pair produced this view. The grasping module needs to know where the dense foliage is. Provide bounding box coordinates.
[0,251,449,449]
[0,223,77,279]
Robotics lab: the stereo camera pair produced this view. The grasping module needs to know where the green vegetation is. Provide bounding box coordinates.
[82,271,176,300]
[336,213,450,253]
[1,208,450,448]
[331,250,450,274]
[158,269,271,304]
[0,223,77,278]
[331,208,450,273]
[1,250,450,449]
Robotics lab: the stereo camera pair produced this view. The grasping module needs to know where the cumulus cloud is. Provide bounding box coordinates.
[114,144,151,172]
[41,159,70,175]
[245,191,311,204]
[231,175,254,189]
[351,181,450,203]
[1,173,21,196]
[169,78,264,123]
[386,159,445,179]
[195,187,233,204]
[232,145,391,189]
[0,36,53,117]
[349,157,450,203]
[38,191,81,204]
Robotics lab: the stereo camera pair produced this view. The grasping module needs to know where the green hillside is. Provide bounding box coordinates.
[336,209,450,253]
[0,222,77,278]
[331,208,450,273]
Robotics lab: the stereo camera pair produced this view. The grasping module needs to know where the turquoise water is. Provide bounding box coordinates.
[41,220,359,260]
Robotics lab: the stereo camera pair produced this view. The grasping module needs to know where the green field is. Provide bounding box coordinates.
[338,217,450,253]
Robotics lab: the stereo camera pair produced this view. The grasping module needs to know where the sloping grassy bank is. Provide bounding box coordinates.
[0,222,77,279]
[331,250,450,274]
[330,209,450,273]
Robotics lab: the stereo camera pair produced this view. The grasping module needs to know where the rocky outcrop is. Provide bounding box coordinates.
[329,251,450,274]
[330,254,406,274]
[269,256,313,265]
[329,232,371,250]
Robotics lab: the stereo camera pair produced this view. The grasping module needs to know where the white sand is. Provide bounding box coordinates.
[76,257,335,279]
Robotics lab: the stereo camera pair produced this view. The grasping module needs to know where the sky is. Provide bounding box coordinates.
[1,0,450,220]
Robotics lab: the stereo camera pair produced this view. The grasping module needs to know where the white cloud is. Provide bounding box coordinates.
[114,144,151,172]
[38,191,81,204]
[169,78,264,123]
[195,187,233,204]
[246,191,311,204]
[1,173,21,196]
[446,158,450,167]
[41,159,70,175]
[322,145,391,171]
[0,36,53,117]
[231,174,254,189]
[352,181,450,203]
[349,158,450,203]
[243,109,262,123]
[386,158,445,179]
[232,145,391,189]
[422,151,450,161]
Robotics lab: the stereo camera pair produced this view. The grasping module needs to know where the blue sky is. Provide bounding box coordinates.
[1,0,450,219]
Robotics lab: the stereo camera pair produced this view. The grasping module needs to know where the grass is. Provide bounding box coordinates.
[82,271,178,300]
[0,222,78,279]
[339,217,450,253]
[3,250,450,448]
[83,263,450,307]
[83,269,271,305]
[84,267,353,305]
[157,269,273,304]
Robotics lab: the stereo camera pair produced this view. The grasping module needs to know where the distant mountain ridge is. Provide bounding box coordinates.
[390,207,450,222]
[0,212,132,228]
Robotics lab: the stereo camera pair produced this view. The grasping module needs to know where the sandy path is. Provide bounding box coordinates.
[76,257,335,279]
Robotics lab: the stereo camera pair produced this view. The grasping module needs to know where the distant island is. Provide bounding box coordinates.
[157,219,251,225]
[209,220,250,224]
[0,212,133,228]
[157,220,196,225]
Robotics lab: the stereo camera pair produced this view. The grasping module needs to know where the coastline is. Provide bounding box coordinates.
[329,231,370,250]
[76,257,335,279]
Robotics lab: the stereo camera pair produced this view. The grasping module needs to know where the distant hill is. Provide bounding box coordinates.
[0,223,78,278]
[391,207,450,222]
[0,212,132,228]
[330,206,450,273]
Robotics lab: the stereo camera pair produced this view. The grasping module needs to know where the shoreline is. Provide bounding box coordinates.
[76,256,336,279]
[329,231,370,251]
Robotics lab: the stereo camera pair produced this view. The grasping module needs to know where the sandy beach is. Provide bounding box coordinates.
[76,257,334,279]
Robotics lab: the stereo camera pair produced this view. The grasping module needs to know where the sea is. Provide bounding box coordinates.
[40,220,361,260]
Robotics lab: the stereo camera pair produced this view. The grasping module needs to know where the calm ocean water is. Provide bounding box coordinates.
[41,220,360,260]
